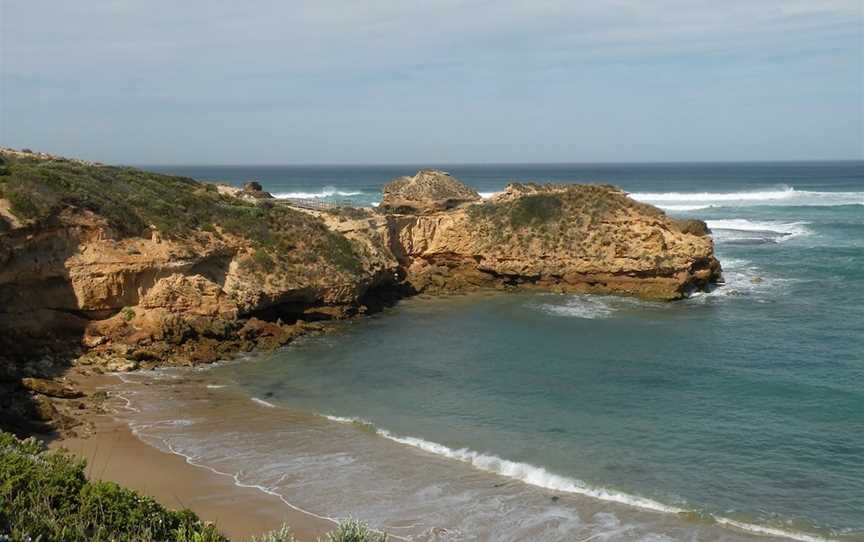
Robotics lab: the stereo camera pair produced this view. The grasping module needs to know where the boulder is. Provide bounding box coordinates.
[242,180,273,199]
[21,377,84,399]
[672,218,711,237]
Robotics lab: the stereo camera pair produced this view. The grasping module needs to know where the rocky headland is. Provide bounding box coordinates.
[0,149,721,436]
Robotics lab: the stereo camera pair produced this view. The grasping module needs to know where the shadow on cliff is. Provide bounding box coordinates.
[0,218,93,438]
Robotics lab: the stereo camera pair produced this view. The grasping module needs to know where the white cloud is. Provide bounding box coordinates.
[3,0,860,76]
[1,1,860,162]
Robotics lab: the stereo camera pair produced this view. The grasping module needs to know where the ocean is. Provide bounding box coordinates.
[115,162,863,541]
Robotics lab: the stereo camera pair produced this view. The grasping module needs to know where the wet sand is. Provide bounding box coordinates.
[50,375,336,541]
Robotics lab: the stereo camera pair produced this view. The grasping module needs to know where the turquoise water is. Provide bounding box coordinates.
[123,162,862,541]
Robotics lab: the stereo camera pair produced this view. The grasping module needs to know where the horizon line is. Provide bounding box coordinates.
[131,158,864,168]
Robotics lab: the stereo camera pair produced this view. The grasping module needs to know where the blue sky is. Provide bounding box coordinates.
[1,1,861,164]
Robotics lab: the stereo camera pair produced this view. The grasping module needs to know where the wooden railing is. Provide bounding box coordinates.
[274,198,350,211]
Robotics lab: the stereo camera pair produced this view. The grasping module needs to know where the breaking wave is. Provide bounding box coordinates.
[322,415,832,542]
[707,219,812,244]
[630,185,863,210]
[272,187,363,199]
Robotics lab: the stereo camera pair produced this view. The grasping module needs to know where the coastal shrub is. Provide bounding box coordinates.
[252,248,274,268]
[249,524,297,542]
[120,306,136,321]
[466,194,562,229]
[325,206,370,221]
[0,153,366,283]
[0,154,268,239]
[0,431,227,542]
[509,194,562,227]
[322,231,362,273]
[323,519,387,542]
[4,188,43,219]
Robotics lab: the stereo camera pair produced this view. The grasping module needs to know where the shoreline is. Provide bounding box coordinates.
[74,366,832,542]
[49,374,336,542]
[44,361,839,542]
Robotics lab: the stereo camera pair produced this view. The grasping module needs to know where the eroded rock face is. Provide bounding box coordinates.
[379,169,481,214]
[0,154,721,384]
[391,181,722,300]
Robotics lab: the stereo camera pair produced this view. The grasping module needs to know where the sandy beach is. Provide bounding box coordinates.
[49,375,336,542]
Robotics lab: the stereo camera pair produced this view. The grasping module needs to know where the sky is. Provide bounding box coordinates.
[0,1,862,164]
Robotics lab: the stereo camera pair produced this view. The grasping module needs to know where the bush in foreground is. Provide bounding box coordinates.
[323,519,387,542]
[1,430,388,542]
[0,431,226,542]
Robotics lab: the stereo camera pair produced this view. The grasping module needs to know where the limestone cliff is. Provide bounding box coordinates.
[0,149,721,433]
[0,149,398,375]
[391,182,721,299]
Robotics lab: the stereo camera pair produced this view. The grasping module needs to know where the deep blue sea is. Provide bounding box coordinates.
[119,162,863,541]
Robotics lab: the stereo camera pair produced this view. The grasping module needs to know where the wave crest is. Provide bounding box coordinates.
[631,185,863,210]
[322,414,832,542]
[273,187,362,199]
[707,219,812,243]
[324,415,679,513]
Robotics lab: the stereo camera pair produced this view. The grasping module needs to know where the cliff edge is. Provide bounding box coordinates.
[390,180,721,299]
[0,150,720,435]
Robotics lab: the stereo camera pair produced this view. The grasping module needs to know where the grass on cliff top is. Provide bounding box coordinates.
[0,153,266,237]
[467,185,664,229]
[0,430,387,542]
[465,185,668,252]
[0,153,363,275]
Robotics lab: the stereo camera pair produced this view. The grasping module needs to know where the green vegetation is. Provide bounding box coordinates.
[323,519,387,542]
[324,206,372,221]
[0,431,389,542]
[508,194,563,227]
[0,152,363,278]
[0,155,261,238]
[0,431,226,542]
[466,184,667,252]
[120,306,136,321]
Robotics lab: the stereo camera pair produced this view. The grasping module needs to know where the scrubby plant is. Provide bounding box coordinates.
[0,431,227,542]
[0,152,364,282]
[323,519,387,542]
[508,194,562,227]
[249,524,297,542]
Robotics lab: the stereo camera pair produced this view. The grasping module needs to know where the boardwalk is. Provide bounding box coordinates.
[274,197,347,211]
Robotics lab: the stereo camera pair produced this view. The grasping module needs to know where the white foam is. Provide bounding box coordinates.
[533,296,615,319]
[321,415,834,542]
[657,204,714,211]
[251,397,276,408]
[631,185,864,210]
[323,414,360,424]
[479,191,502,199]
[707,219,812,243]
[206,384,226,389]
[632,186,798,203]
[273,187,362,199]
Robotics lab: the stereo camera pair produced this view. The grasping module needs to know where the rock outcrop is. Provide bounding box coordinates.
[0,148,722,434]
[390,182,721,299]
[379,169,481,213]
